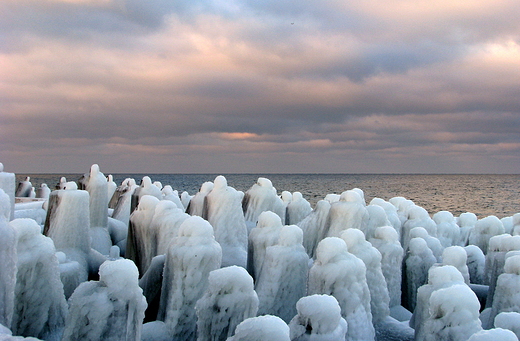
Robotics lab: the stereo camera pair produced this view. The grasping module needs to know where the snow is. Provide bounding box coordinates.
[308,237,375,341]
[369,197,402,236]
[494,312,520,339]
[195,266,258,341]
[401,205,437,251]
[227,315,290,341]
[458,212,478,245]
[408,226,443,262]
[364,204,391,241]
[288,294,348,341]
[255,225,309,323]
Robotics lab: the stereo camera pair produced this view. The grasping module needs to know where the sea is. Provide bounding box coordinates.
[15,173,520,219]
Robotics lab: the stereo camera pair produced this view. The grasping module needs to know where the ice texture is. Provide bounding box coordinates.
[465,245,486,284]
[494,312,520,339]
[226,315,290,341]
[158,216,222,341]
[421,284,482,341]
[364,204,391,241]
[487,254,520,329]
[187,181,213,217]
[401,205,437,251]
[255,225,309,323]
[286,192,312,225]
[161,185,184,211]
[247,211,283,281]
[467,328,518,341]
[62,259,147,341]
[297,200,331,259]
[325,190,368,238]
[442,246,470,284]
[402,237,437,311]
[0,164,16,221]
[111,178,139,226]
[203,176,248,268]
[468,216,505,255]
[433,211,460,248]
[11,218,67,341]
[369,226,404,307]
[150,200,189,256]
[458,212,477,246]
[288,294,348,341]
[242,177,286,224]
[308,237,375,341]
[0,206,16,328]
[195,266,258,341]
[340,228,390,324]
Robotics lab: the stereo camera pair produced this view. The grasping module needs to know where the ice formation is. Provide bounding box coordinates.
[458,212,478,246]
[0,198,16,328]
[106,174,117,202]
[433,211,460,248]
[36,183,51,200]
[255,225,309,323]
[402,237,437,311]
[288,294,348,341]
[370,197,402,236]
[62,259,147,341]
[512,213,520,236]
[369,226,404,307]
[15,177,32,198]
[297,200,331,259]
[0,163,16,221]
[494,312,520,339]
[203,175,248,268]
[389,197,414,227]
[132,176,163,210]
[465,245,486,285]
[43,184,91,283]
[410,265,466,340]
[195,266,258,341]
[340,228,390,324]
[126,195,160,275]
[187,181,213,217]
[158,216,222,341]
[161,185,184,211]
[247,211,283,281]
[364,204,391,241]
[487,254,520,329]
[110,178,139,226]
[421,284,482,341]
[242,177,286,224]
[11,218,67,341]
[325,190,368,238]
[442,246,470,284]
[468,215,505,255]
[401,205,437,251]
[150,200,189,256]
[467,328,518,341]
[308,237,374,341]
[408,226,444,262]
[286,192,312,225]
[227,315,290,341]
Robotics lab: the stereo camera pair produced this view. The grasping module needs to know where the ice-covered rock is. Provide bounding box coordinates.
[226,315,290,341]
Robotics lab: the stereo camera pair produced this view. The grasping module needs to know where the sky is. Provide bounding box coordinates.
[1,0,520,174]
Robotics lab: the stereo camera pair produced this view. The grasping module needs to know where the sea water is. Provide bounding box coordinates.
[16,173,520,219]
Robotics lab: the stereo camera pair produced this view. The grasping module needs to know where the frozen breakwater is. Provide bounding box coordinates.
[1,162,520,341]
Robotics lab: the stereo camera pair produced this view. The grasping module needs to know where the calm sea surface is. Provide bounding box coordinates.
[15,173,520,219]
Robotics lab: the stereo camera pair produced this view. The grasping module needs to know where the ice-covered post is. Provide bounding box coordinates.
[0,189,16,328]
[158,216,222,341]
[0,163,15,221]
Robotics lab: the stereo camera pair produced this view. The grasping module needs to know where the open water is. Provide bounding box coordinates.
[16,173,520,219]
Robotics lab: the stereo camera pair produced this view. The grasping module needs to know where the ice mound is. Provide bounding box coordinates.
[227,315,290,341]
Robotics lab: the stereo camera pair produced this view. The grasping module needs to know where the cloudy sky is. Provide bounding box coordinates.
[1,0,519,174]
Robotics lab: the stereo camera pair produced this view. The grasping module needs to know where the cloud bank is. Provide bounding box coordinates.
[1,0,519,173]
